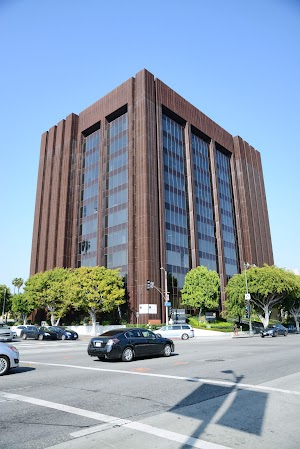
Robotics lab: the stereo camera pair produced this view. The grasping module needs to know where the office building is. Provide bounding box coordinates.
[30,69,273,323]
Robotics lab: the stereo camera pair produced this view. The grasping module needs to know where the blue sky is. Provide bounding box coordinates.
[0,0,299,291]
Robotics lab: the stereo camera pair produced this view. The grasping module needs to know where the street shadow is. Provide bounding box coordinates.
[10,366,36,375]
[169,370,268,448]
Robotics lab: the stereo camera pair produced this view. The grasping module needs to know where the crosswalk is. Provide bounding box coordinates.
[11,340,88,349]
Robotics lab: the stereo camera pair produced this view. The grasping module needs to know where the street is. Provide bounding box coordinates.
[1,334,300,449]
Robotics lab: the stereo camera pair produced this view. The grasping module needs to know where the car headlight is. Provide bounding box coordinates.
[9,346,19,355]
[66,332,71,335]
[44,332,50,336]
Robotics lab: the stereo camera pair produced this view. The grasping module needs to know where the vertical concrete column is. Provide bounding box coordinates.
[30,132,48,276]
[209,140,226,308]
[134,69,161,324]
[184,124,197,268]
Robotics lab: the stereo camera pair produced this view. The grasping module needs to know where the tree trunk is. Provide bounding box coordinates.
[259,304,270,328]
[89,309,97,336]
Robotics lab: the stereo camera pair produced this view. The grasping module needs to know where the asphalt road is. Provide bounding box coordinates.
[1,333,300,449]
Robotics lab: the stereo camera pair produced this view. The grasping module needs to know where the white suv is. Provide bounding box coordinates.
[154,324,194,340]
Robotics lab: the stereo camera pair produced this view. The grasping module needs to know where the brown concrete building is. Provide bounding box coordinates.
[30,69,273,324]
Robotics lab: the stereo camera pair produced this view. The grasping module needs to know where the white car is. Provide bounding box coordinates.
[11,325,27,337]
[0,342,19,376]
[154,324,194,340]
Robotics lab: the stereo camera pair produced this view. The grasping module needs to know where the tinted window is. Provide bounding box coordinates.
[100,329,125,336]
[182,325,190,329]
[125,330,141,338]
[141,330,155,338]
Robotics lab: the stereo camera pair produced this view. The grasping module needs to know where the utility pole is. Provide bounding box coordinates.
[2,288,6,321]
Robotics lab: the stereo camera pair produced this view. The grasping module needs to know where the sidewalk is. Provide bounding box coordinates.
[193,328,259,338]
[193,328,231,337]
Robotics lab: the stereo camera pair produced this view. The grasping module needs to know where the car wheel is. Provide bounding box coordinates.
[61,334,66,340]
[284,332,288,336]
[121,347,134,362]
[38,334,44,341]
[261,335,264,338]
[181,333,189,340]
[163,344,172,357]
[22,333,27,340]
[0,355,10,376]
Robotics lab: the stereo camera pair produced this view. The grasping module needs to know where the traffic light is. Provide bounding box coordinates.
[146,280,151,290]
[244,302,251,318]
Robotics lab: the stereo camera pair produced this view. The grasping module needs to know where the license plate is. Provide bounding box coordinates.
[95,341,103,347]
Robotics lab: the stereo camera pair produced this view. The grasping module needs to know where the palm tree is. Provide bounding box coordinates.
[12,278,24,294]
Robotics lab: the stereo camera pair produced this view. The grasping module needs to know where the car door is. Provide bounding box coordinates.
[124,330,144,356]
[140,330,161,355]
[25,326,38,339]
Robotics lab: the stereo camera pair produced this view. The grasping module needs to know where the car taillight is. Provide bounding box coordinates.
[107,338,119,346]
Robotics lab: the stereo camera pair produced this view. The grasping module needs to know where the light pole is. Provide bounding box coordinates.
[160,267,169,326]
[2,288,6,321]
[243,262,256,335]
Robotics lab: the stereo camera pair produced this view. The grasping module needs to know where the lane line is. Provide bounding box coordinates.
[0,391,233,449]
[21,360,300,396]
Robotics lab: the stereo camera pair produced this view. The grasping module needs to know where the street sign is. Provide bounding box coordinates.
[245,293,251,300]
[164,301,171,307]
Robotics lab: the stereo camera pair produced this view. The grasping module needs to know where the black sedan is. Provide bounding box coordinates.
[260,324,288,338]
[88,328,175,362]
[20,325,58,341]
[47,326,78,340]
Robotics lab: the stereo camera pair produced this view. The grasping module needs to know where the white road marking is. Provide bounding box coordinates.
[21,360,300,396]
[0,391,233,449]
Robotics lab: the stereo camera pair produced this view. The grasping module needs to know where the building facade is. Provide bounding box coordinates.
[30,69,273,323]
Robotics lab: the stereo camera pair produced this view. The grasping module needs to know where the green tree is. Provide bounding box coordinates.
[0,285,12,319]
[181,266,220,318]
[68,266,125,335]
[11,293,36,324]
[12,277,24,294]
[281,272,300,332]
[225,265,297,328]
[24,268,72,325]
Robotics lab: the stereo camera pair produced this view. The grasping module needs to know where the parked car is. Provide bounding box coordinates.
[47,326,78,340]
[0,323,15,342]
[11,325,28,337]
[260,324,288,338]
[88,328,175,362]
[20,325,58,341]
[153,324,194,340]
[0,342,19,376]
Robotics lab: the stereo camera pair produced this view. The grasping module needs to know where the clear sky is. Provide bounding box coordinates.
[0,0,299,292]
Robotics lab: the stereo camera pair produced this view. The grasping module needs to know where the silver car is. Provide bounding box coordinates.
[0,342,19,376]
[154,324,194,340]
[0,324,14,342]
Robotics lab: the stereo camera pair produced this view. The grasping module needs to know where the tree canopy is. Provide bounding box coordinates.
[67,266,125,334]
[12,277,24,294]
[225,265,298,327]
[24,268,72,325]
[11,293,36,324]
[281,272,300,331]
[181,266,220,314]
